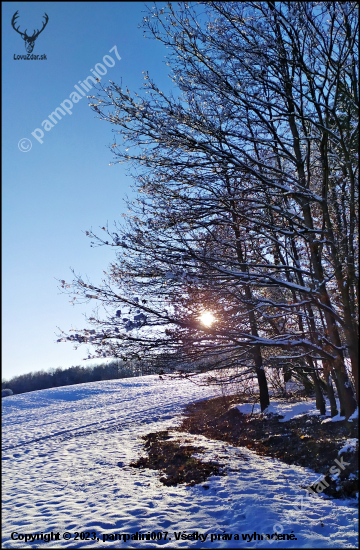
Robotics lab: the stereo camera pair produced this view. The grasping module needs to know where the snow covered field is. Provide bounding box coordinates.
[2,375,358,548]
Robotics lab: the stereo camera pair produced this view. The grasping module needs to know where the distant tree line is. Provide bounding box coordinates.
[1,359,156,396]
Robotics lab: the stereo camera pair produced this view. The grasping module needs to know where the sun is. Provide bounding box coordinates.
[199,311,215,327]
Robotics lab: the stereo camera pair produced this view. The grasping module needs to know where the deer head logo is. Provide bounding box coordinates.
[11,11,49,54]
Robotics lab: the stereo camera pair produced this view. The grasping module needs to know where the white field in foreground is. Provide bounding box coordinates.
[2,375,358,548]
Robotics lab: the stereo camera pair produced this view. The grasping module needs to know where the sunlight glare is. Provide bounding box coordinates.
[200,311,215,327]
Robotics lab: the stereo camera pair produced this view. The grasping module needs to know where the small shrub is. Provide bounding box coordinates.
[2,388,13,397]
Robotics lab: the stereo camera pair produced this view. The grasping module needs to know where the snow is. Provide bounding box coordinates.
[320,406,358,424]
[349,408,359,421]
[237,399,358,426]
[338,439,358,456]
[2,376,358,548]
[322,414,346,424]
[237,399,322,422]
[237,402,260,415]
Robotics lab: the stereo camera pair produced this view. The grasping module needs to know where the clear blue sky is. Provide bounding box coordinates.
[2,1,170,380]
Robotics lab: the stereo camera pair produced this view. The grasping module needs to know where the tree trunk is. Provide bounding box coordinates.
[334,360,357,419]
[332,373,345,417]
[309,372,326,415]
[323,364,338,417]
[229,192,270,412]
[254,347,270,412]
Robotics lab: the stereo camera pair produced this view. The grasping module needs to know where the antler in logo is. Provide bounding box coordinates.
[11,11,49,53]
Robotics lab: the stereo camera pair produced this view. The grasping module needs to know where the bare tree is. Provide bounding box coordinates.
[59,2,358,417]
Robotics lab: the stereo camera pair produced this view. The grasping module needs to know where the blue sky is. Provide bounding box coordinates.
[2,1,170,380]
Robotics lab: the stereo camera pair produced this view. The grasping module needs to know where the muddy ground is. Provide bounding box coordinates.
[129,394,358,499]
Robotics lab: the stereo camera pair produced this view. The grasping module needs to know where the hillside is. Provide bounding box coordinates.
[2,375,358,548]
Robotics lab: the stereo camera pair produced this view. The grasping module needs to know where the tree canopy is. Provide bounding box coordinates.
[58,2,358,417]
